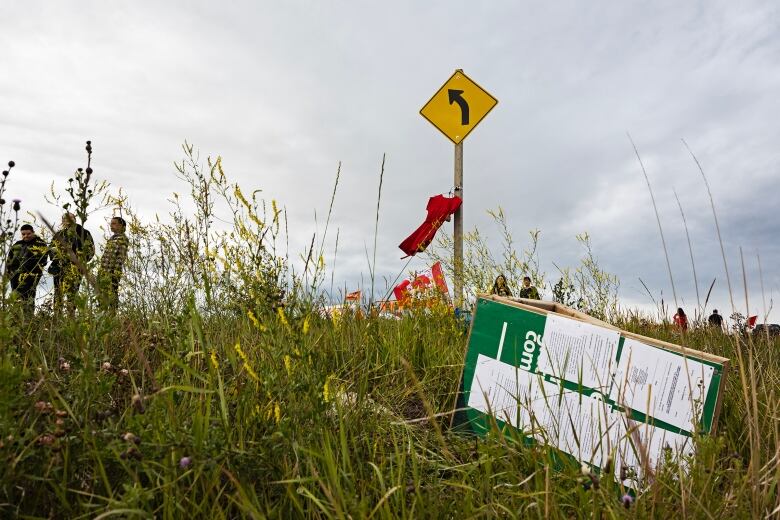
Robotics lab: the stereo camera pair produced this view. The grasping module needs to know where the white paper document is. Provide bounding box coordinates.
[528,389,623,468]
[610,338,715,432]
[468,353,697,485]
[537,314,621,391]
[613,420,694,484]
[467,354,538,427]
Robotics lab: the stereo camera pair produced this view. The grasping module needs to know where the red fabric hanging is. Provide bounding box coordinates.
[398,195,462,257]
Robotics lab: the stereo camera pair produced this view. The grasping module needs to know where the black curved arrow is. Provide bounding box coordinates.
[448,89,469,125]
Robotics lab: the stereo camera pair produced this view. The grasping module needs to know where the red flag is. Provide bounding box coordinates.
[393,279,411,301]
[747,315,758,328]
[399,195,462,257]
[346,290,361,302]
[392,262,449,303]
[430,261,449,294]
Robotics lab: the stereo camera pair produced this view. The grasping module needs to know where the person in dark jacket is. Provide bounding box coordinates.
[98,216,129,310]
[490,274,513,297]
[4,224,49,313]
[708,309,723,330]
[518,276,540,300]
[48,213,94,311]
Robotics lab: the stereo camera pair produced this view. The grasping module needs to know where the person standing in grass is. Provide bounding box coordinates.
[674,307,689,332]
[518,276,540,300]
[4,224,49,314]
[708,309,723,330]
[490,274,512,297]
[48,213,95,312]
[98,216,129,310]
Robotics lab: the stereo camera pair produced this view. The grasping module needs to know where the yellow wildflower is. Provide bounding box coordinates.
[323,375,335,403]
[247,309,267,331]
[302,315,310,335]
[209,350,219,370]
[284,355,293,376]
[233,341,259,382]
[277,307,290,330]
[274,402,281,424]
[247,309,260,328]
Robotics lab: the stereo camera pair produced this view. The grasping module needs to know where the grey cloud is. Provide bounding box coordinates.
[0,0,778,319]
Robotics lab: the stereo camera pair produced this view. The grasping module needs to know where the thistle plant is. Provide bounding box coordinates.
[46,140,110,226]
[0,160,20,287]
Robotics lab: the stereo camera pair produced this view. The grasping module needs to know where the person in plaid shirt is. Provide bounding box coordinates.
[98,216,129,310]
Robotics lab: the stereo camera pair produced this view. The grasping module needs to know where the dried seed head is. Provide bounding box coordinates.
[101,361,113,372]
[35,401,53,413]
[119,368,129,377]
[121,446,142,460]
[38,434,55,446]
[131,393,145,414]
[7,161,14,168]
[602,455,613,474]
[121,432,140,444]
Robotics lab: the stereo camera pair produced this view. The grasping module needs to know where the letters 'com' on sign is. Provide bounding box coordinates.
[420,70,498,144]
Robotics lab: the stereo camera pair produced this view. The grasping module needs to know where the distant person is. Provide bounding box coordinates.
[673,307,689,332]
[708,309,723,330]
[4,224,49,314]
[48,212,94,311]
[98,216,129,310]
[518,276,540,300]
[490,274,512,297]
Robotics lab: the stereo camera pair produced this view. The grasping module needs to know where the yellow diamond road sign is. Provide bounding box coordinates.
[420,70,498,144]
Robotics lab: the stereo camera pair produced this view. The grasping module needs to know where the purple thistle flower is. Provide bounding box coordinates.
[622,494,634,509]
[179,456,192,469]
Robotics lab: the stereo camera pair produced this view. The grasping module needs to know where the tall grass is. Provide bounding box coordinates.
[1,143,779,518]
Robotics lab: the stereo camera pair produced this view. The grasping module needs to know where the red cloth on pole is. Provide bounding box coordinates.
[399,195,462,257]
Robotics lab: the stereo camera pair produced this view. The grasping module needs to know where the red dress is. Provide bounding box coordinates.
[399,195,462,257]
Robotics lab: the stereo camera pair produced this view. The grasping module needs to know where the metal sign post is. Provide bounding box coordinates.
[454,142,463,307]
[419,69,497,308]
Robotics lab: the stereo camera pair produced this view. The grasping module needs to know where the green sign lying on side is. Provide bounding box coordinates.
[452,296,729,487]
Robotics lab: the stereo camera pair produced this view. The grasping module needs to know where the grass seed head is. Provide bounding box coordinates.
[131,394,145,414]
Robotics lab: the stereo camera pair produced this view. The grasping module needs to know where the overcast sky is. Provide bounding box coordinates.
[1,1,778,322]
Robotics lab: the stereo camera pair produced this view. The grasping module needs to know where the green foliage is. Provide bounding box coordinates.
[0,145,777,517]
[427,206,545,303]
[552,233,620,322]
